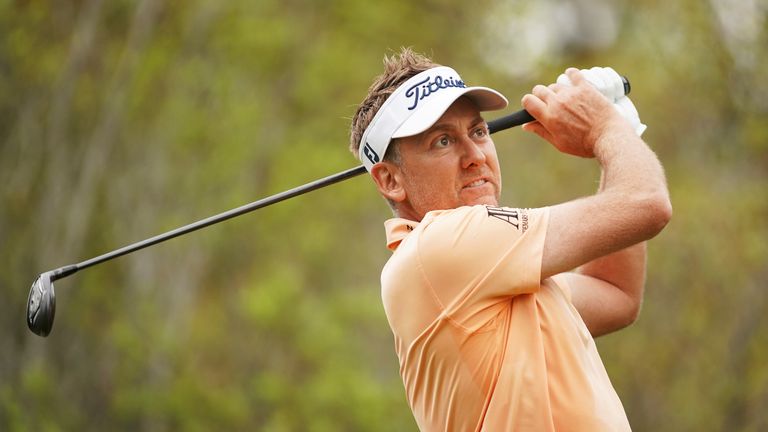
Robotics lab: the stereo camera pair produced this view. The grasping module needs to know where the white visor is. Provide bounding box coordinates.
[358,66,508,172]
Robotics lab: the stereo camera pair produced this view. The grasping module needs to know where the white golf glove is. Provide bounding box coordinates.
[556,66,647,136]
[613,95,647,136]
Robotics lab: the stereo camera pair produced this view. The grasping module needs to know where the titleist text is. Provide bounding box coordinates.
[404,75,466,110]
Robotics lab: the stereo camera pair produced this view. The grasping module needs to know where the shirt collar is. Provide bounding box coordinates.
[384,218,419,251]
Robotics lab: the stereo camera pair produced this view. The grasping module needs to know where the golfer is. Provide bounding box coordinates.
[349,48,671,431]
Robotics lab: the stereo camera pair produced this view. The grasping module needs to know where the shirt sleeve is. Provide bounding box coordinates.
[416,205,550,331]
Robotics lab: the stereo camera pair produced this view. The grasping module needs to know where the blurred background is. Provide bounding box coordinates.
[1,0,766,430]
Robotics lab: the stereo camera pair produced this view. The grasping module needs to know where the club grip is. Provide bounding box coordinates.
[487,109,534,134]
[487,74,631,135]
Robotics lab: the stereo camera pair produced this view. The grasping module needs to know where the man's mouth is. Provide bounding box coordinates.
[464,179,488,188]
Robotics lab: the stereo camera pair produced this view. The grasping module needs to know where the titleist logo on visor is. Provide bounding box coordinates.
[405,75,466,110]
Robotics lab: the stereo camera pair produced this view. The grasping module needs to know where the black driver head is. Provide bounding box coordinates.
[27,272,56,337]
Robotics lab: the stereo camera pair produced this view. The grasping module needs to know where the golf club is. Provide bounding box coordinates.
[26,76,631,337]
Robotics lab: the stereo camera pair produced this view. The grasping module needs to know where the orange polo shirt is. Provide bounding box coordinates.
[381,205,631,431]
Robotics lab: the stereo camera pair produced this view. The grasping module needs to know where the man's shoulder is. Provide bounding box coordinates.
[385,205,547,254]
[424,205,536,231]
[423,204,486,223]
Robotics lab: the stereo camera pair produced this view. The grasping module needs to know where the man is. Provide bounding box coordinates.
[349,48,671,431]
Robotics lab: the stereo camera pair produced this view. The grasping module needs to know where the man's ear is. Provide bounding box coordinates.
[370,162,406,203]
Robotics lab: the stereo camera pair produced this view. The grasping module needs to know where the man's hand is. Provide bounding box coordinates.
[520,68,633,158]
[556,66,647,136]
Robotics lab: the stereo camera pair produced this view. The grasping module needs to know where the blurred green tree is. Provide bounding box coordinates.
[1,0,765,430]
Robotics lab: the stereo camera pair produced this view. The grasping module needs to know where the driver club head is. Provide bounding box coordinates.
[27,272,56,337]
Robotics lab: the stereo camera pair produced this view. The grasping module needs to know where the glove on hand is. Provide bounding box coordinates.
[556,66,647,136]
[613,95,647,136]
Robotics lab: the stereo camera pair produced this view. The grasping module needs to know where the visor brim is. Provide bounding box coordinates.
[391,86,508,139]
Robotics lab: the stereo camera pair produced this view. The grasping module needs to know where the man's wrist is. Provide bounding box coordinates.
[590,117,640,165]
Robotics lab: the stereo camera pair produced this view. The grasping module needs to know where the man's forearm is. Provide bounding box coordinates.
[593,122,672,235]
[573,169,649,333]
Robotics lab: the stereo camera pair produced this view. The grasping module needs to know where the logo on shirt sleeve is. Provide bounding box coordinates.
[485,206,529,231]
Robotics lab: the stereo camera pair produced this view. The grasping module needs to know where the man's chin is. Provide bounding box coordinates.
[460,182,499,206]
[463,195,499,207]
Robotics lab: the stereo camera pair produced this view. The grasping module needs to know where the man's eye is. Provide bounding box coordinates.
[473,126,488,138]
[435,136,451,147]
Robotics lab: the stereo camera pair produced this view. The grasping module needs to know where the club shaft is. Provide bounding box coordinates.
[73,164,368,273]
[58,107,536,278]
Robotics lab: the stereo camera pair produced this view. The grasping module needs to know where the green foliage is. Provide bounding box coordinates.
[1,0,766,430]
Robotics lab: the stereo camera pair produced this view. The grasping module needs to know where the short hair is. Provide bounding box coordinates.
[349,48,441,162]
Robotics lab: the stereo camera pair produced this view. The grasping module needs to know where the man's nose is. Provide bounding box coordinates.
[461,138,487,168]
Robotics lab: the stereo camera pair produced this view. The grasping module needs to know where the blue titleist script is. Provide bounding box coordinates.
[404,75,466,110]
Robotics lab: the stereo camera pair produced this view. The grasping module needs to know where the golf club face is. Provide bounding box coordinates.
[27,272,56,337]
